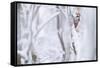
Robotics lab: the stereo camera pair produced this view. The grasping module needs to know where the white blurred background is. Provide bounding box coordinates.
[0,0,99,68]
